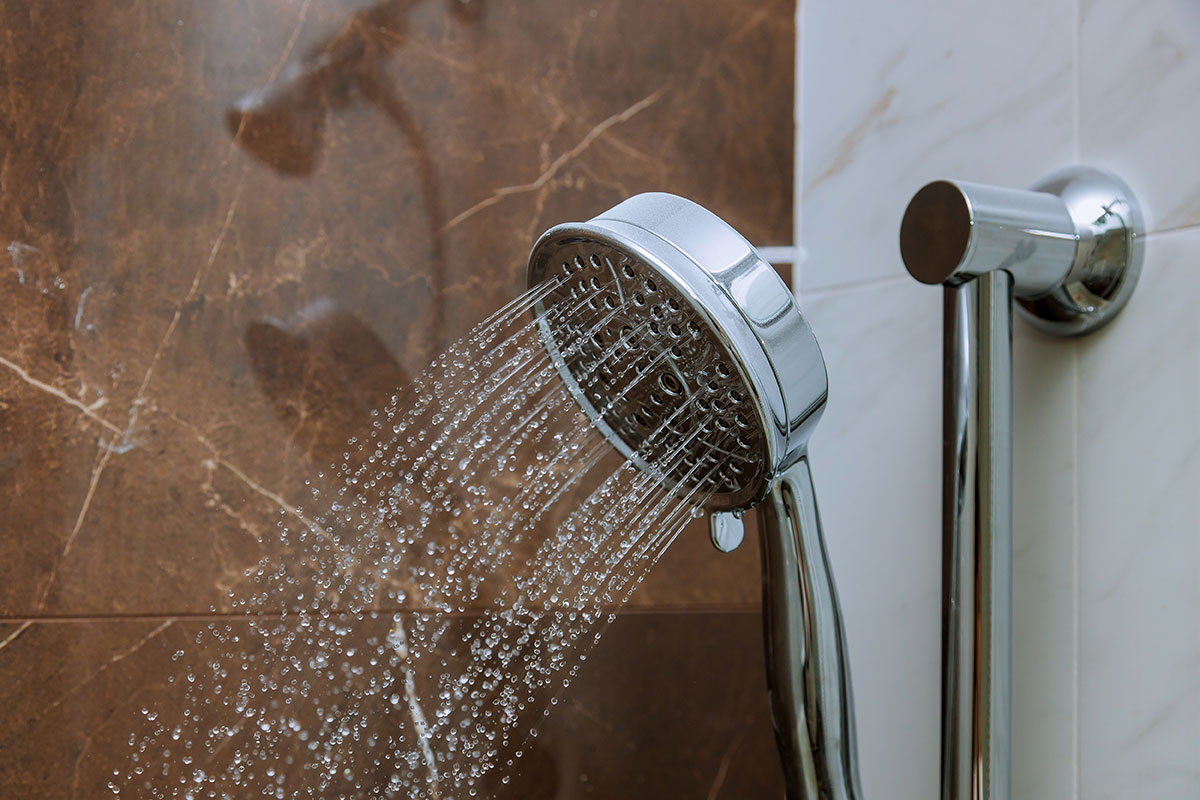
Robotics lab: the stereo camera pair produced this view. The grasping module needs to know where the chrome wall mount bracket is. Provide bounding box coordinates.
[899,166,1143,800]
[901,165,1144,335]
[1015,168,1144,336]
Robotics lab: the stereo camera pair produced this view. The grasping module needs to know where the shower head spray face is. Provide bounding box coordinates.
[526,193,827,511]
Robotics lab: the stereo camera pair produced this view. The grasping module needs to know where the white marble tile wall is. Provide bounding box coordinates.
[796,0,1200,798]
[799,0,1074,291]
[1010,322,1079,800]
[1076,230,1200,799]
[1080,0,1200,232]
[802,279,942,800]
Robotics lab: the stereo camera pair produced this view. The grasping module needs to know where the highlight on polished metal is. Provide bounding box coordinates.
[899,166,1143,800]
[901,165,1144,335]
[527,193,861,800]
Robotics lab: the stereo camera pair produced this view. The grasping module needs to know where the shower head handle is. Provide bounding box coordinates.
[758,457,865,800]
[528,194,860,799]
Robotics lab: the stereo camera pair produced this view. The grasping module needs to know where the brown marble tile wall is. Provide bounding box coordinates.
[0,0,794,795]
[0,612,783,798]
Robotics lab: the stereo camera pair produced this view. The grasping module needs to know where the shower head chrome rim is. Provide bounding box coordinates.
[526,193,828,510]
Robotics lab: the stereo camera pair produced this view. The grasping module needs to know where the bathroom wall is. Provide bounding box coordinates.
[0,1,796,796]
[5,0,1192,796]
[799,1,1200,798]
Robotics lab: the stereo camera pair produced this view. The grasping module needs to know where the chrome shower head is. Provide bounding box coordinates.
[526,193,861,799]
[526,193,827,511]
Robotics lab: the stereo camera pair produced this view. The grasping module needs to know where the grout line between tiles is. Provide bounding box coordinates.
[801,273,910,301]
[794,0,805,293]
[1072,340,1082,800]
[1144,223,1200,241]
[1073,0,1081,162]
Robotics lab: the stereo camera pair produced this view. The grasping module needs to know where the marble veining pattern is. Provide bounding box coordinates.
[799,0,1075,290]
[797,0,1200,797]
[804,278,943,800]
[1080,0,1200,232]
[0,0,795,795]
[1076,230,1200,798]
[0,0,793,618]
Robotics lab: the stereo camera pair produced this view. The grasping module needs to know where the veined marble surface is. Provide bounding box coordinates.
[804,278,942,800]
[801,274,1082,800]
[1010,313,1080,800]
[798,1,1200,797]
[1081,0,1200,232]
[799,0,1074,291]
[0,0,796,795]
[1077,229,1200,798]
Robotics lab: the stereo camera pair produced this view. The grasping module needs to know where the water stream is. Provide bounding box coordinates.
[114,277,739,799]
